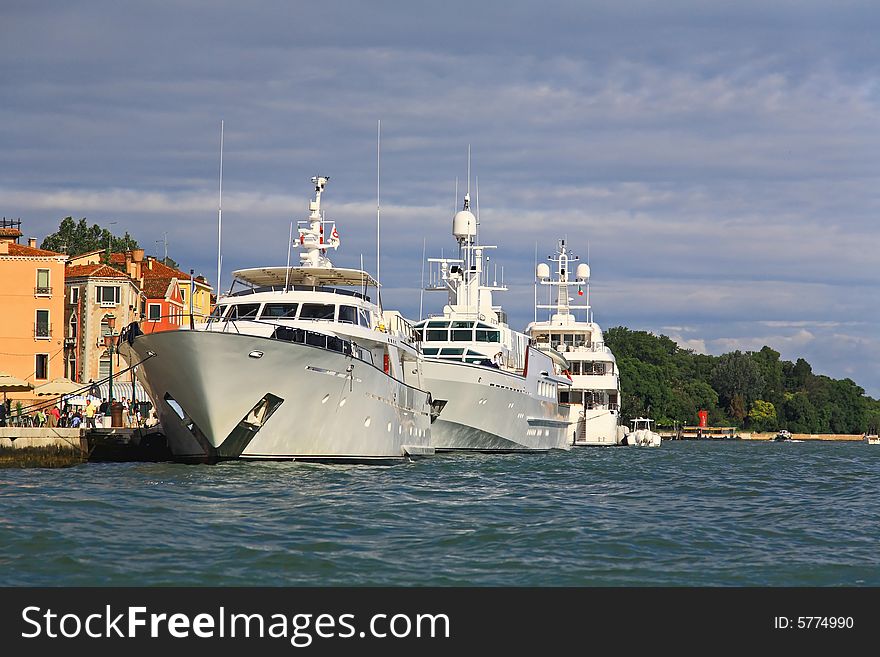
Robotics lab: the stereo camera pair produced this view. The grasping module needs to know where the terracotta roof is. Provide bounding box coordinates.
[0,227,23,238]
[5,243,65,257]
[66,263,129,278]
[142,277,173,299]
[142,258,190,280]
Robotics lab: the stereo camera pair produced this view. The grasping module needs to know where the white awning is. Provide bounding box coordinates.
[232,266,379,288]
[90,381,148,403]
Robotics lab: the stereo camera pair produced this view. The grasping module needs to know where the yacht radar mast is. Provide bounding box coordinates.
[535,239,590,323]
[297,175,341,269]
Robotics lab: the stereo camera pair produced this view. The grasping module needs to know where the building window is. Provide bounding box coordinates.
[148,303,162,321]
[35,354,48,380]
[180,287,187,303]
[35,309,50,339]
[66,356,77,381]
[69,311,78,339]
[98,357,111,379]
[36,269,51,296]
[70,287,79,305]
[96,285,120,306]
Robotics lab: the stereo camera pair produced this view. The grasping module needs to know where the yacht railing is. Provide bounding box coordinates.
[383,313,421,346]
[425,311,501,326]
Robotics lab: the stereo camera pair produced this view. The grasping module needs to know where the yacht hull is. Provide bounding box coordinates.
[413,359,570,452]
[120,330,433,463]
[571,405,622,446]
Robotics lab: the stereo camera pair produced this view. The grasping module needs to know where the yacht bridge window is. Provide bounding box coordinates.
[338,305,358,324]
[260,303,299,319]
[226,303,260,320]
[551,332,589,348]
[299,303,336,321]
[451,321,473,341]
[475,323,501,343]
[423,320,450,341]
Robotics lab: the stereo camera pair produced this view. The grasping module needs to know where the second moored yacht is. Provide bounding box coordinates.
[405,191,571,452]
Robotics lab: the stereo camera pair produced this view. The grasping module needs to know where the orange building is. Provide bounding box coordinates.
[64,263,144,383]
[0,221,68,398]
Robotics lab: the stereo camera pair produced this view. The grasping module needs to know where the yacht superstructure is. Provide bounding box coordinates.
[405,192,571,452]
[119,176,433,463]
[526,239,623,446]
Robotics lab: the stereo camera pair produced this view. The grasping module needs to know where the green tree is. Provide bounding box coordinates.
[41,217,139,257]
[781,392,818,432]
[751,346,784,408]
[748,399,777,431]
[711,351,764,417]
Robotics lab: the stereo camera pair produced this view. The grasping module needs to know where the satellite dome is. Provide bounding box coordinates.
[576,263,590,280]
[536,263,551,279]
[452,210,477,240]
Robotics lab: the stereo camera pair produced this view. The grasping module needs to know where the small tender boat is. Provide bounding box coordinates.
[774,429,793,442]
[623,417,662,447]
[865,433,880,445]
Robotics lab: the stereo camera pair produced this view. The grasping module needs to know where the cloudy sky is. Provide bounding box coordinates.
[3,1,880,395]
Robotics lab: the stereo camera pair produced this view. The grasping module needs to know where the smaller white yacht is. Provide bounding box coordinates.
[525,239,624,446]
[624,417,662,447]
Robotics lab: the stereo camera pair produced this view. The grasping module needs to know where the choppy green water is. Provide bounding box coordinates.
[1,441,877,586]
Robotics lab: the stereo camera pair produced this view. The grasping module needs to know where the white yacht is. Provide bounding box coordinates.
[525,239,623,446]
[119,176,434,464]
[405,192,571,452]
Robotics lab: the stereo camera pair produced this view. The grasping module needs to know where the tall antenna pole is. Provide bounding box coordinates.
[376,120,381,298]
[284,221,293,292]
[467,144,471,200]
[475,176,480,238]
[419,237,426,320]
[216,119,224,300]
[533,242,538,323]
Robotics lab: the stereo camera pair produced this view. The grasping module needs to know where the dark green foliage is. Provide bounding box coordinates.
[41,217,139,258]
[605,327,876,433]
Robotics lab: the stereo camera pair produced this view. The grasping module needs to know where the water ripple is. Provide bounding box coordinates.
[2,441,879,585]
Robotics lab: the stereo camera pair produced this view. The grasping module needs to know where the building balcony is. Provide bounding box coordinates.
[35,286,52,296]
[34,324,52,339]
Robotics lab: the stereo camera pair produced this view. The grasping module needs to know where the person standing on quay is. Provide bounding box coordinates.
[49,405,60,428]
[84,399,96,428]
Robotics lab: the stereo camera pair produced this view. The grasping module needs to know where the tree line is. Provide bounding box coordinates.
[41,217,179,268]
[604,327,880,434]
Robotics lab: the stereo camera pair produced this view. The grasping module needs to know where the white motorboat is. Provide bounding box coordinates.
[119,176,434,463]
[405,190,571,453]
[864,433,879,445]
[525,239,624,446]
[624,417,662,447]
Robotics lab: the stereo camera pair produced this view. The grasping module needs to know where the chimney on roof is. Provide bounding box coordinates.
[28,237,37,248]
[148,259,153,270]
[0,241,8,255]
[132,249,144,262]
[125,251,135,279]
